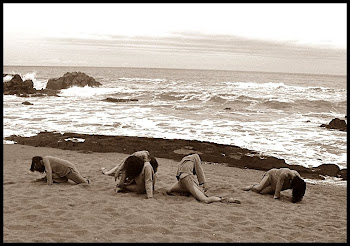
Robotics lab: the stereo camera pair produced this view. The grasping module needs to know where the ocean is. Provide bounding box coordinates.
[3,66,347,174]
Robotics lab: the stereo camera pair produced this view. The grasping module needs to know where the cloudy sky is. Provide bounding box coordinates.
[3,3,347,75]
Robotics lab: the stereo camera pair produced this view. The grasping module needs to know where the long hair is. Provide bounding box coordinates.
[150,156,158,173]
[30,156,45,173]
[290,176,306,203]
[124,156,145,179]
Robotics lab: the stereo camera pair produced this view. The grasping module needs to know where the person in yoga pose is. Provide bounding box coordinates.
[166,153,240,204]
[30,156,89,185]
[102,150,157,177]
[101,150,158,185]
[115,155,158,199]
[243,167,306,203]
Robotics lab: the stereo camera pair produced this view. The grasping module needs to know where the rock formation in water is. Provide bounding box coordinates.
[46,72,102,90]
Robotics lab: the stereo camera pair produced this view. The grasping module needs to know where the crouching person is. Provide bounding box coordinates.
[116,155,158,199]
[30,156,89,185]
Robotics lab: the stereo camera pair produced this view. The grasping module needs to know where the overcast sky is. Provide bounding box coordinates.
[3,3,347,75]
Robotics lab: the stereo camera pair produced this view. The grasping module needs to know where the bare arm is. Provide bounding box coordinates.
[42,157,53,185]
[144,163,154,199]
[114,158,128,181]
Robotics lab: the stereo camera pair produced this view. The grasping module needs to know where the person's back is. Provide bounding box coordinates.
[267,168,301,191]
[243,167,305,203]
[43,156,77,177]
[30,155,89,185]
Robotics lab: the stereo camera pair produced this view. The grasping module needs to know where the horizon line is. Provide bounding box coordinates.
[3,64,346,77]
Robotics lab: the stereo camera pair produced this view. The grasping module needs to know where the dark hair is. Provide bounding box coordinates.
[150,156,158,173]
[124,156,145,179]
[30,156,45,173]
[291,176,306,203]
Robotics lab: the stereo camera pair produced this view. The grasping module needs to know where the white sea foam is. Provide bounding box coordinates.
[3,75,13,82]
[3,67,347,185]
[58,86,123,97]
[22,72,36,82]
[304,177,347,187]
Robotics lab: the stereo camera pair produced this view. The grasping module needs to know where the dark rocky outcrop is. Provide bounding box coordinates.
[4,72,100,97]
[4,131,347,180]
[32,89,60,97]
[338,169,347,180]
[46,72,101,90]
[103,97,139,103]
[22,101,33,105]
[3,74,36,95]
[320,118,347,132]
[311,163,340,177]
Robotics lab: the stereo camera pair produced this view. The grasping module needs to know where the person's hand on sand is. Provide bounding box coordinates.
[101,167,108,174]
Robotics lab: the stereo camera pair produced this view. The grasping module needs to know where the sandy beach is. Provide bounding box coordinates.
[3,144,347,243]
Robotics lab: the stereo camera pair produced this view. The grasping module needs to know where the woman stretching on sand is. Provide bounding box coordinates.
[166,153,240,204]
[242,168,306,203]
[101,150,158,185]
[115,155,158,199]
[30,156,89,185]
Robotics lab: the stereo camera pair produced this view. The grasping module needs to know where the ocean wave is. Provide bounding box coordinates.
[154,91,186,101]
[3,66,347,177]
[295,99,334,109]
[58,86,125,97]
[208,95,228,104]
[259,100,291,110]
[225,81,287,89]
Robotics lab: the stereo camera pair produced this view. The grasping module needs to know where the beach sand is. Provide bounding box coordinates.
[3,144,347,243]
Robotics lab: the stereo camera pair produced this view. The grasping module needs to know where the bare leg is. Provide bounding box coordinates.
[180,176,221,204]
[243,175,271,193]
[66,169,89,184]
[260,186,274,194]
[252,175,270,193]
[101,165,119,176]
[166,181,187,195]
[52,173,68,183]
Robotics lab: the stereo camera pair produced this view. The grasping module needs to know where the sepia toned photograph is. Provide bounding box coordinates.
[3,3,347,243]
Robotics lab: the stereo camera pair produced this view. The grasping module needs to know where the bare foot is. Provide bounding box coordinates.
[242,184,255,191]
